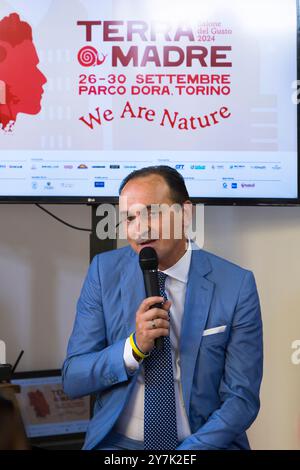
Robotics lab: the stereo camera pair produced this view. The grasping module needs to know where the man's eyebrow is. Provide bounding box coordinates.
[120,205,154,216]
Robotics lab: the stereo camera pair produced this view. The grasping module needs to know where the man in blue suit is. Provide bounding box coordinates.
[62,166,263,450]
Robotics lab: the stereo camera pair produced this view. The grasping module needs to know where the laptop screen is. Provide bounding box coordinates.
[11,369,90,440]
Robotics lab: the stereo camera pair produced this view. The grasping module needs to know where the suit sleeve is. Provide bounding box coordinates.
[177,271,263,450]
[62,255,131,399]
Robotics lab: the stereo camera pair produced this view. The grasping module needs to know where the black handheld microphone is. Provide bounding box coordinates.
[139,246,164,350]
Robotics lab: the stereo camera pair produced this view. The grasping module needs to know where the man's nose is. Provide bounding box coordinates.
[131,215,150,240]
[137,214,147,232]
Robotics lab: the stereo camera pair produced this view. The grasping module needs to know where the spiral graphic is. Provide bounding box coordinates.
[77,46,99,67]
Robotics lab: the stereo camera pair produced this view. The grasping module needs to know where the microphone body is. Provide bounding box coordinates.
[139,247,164,350]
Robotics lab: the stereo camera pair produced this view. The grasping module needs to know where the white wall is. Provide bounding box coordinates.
[0,203,300,449]
[204,206,300,450]
[0,204,90,370]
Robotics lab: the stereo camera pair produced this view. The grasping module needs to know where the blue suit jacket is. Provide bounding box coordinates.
[62,244,263,450]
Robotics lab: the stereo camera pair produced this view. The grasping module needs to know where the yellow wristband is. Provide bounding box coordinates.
[129,333,149,360]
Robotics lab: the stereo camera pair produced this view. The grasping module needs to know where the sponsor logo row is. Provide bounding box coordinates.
[0,163,282,171]
[31,181,257,191]
[176,164,282,171]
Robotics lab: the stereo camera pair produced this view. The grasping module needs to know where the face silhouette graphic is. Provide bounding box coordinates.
[0,13,47,130]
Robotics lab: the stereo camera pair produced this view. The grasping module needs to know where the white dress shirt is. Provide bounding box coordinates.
[115,240,192,442]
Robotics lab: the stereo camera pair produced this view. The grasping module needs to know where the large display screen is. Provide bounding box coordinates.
[0,0,298,204]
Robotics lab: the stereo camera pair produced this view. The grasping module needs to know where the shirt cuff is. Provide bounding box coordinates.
[123,337,141,375]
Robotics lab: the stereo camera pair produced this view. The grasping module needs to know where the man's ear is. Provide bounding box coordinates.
[182,200,193,231]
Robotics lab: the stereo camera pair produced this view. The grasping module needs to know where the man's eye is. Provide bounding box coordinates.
[127,216,135,222]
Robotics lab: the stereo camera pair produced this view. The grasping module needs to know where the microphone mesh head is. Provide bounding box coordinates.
[139,247,158,271]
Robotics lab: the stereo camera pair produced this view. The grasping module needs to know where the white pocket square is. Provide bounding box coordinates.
[202,325,227,336]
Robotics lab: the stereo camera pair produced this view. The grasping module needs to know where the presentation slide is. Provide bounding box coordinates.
[0,0,298,200]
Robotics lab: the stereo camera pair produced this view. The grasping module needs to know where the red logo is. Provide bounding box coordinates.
[78,46,107,67]
[0,13,47,131]
[28,390,50,418]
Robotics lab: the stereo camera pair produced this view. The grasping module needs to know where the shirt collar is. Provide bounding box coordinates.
[160,239,192,284]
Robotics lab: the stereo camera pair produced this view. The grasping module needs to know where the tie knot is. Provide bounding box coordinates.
[158,270,167,284]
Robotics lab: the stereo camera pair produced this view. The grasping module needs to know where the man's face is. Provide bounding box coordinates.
[0,39,46,118]
[119,175,190,269]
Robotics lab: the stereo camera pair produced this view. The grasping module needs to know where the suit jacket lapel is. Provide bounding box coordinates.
[121,249,146,336]
[180,248,214,419]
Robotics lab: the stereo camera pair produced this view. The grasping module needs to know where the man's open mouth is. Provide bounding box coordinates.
[139,239,157,246]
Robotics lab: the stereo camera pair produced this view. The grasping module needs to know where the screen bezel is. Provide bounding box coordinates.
[0,1,299,206]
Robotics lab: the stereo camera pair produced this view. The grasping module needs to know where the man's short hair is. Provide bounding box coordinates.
[119,165,190,204]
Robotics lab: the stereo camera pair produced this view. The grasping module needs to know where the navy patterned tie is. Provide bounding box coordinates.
[144,271,178,450]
